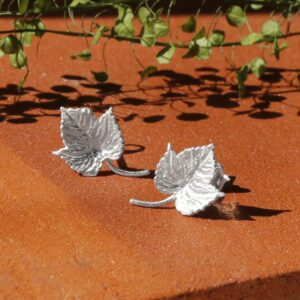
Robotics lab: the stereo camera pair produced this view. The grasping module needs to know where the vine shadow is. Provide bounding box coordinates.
[0,67,299,124]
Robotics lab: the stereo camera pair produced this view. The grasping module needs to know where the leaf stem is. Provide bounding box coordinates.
[105,159,150,177]
[130,195,175,208]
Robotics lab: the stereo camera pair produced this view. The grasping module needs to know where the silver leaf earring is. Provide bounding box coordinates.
[130,143,230,216]
[53,107,150,177]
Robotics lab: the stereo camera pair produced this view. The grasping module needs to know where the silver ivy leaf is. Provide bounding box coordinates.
[53,107,124,176]
[154,143,229,215]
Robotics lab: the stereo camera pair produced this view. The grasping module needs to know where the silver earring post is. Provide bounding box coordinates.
[130,195,175,208]
[104,159,150,177]
[53,107,150,177]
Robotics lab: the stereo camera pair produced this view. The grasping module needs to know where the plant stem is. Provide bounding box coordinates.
[1,28,300,49]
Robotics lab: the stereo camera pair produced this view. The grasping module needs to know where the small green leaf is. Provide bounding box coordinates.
[140,25,156,47]
[181,16,196,33]
[193,27,205,41]
[241,32,264,45]
[92,71,108,82]
[71,50,92,61]
[113,4,134,38]
[262,20,282,37]
[152,19,168,38]
[33,0,51,13]
[156,44,175,64]
[113,22,134,38]
[18,0,29,14]
[226,6,246,27]
[138,6,152,25]
[182,42,199,59]
[237,64,250,98]
[250,0,264,10]
[0,49,4,58]
[195,37,212,60]
[34,19,46,37]
[140,66,157,79]
[9,50,27,69]
[238,64,250,82]
[251,3,263,10]
[70,0,91,7]
[250,57,266,78]
[92,26,108,45]
[0,35,21,54]
[272,39,288,60]
[209,30,225,46]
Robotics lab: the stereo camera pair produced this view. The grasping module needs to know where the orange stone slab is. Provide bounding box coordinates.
[0,16,300,299]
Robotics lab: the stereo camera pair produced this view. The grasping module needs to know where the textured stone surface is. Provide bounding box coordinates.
[0,15,300,299]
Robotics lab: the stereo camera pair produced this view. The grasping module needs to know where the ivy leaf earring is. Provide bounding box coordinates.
[130,143,230,216]
[53,107,150,177]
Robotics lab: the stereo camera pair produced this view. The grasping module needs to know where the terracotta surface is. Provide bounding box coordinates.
[0,15,300,299]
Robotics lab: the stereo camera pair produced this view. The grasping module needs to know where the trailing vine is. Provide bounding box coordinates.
[0,0,299,96]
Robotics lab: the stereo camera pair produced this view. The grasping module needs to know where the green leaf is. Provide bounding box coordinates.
[21,33,33,47]
[0,49,4,58]
[195,37,212,60]
[238,64,250,82]
[237,64,250,98]
[272,39,288,60]
[92,26,108,45]
[9,50,27,69]
[181,16,196,33]
[193,27,205,41]
[18,0,29,15]
[152,19,168,38]
[138,6,152,25]
[241,32,264,45]
[261,20,282,37]
[251,3,263,10]
[0,0,3,10]
[209,30,225,46]
[182,42,199,59]
[113,22,134,38]
[140,25,156,47]
[92,71,108,82]
[156,44,175,64]
[33,0,51,13]
[71,50,92,61]
[140,66,157,79]
[226,6,246,27]
[34,19,46,37]
[250,57,266,78]
[70,0,91,7]
[113,4,134,38]
[0,35,21,54]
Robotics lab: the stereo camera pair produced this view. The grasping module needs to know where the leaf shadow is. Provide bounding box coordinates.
[223,176,251,194]
[194,203,290,221]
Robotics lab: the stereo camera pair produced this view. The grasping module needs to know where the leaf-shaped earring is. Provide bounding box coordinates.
[53,107,150,177]
[130,143,230,216]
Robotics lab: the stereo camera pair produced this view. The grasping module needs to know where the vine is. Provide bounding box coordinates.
[0,0,299,96]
